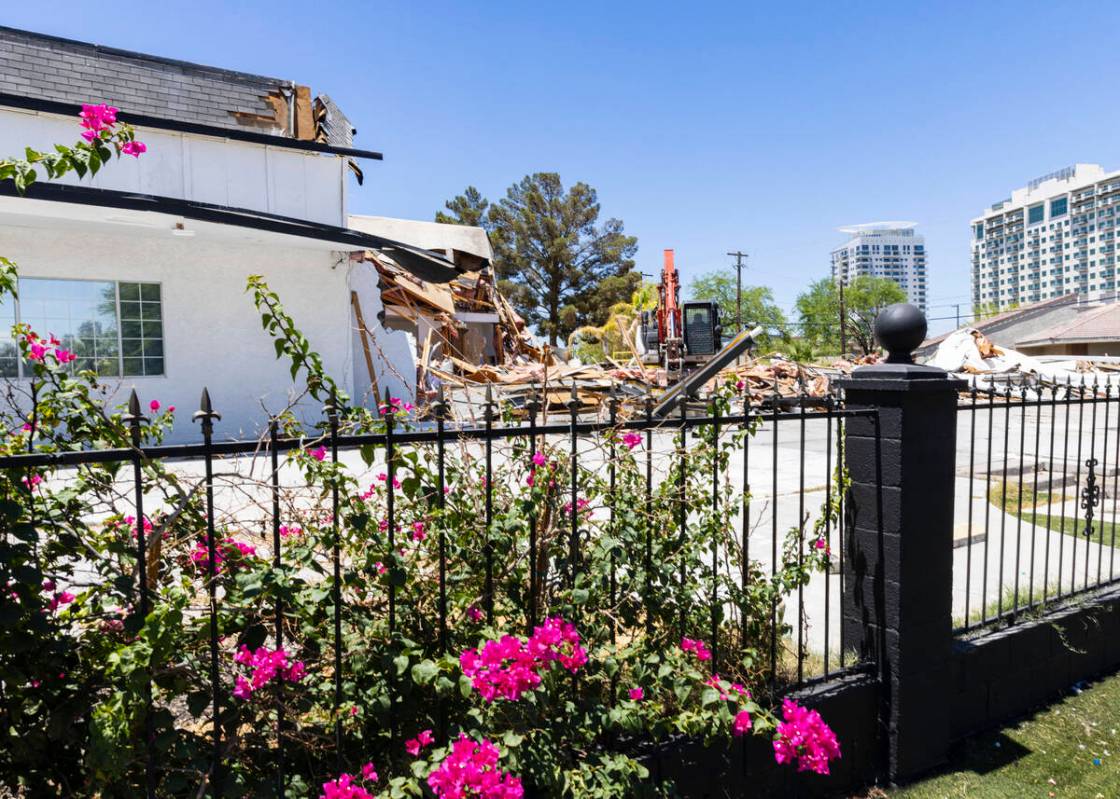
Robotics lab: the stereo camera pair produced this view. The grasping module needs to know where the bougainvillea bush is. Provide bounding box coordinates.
[0,110,840,797]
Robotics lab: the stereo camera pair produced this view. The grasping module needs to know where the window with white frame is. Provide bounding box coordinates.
[1,278,164,378]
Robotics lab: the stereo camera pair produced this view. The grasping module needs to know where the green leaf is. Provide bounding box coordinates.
[502,731,523,747]
[393,654,409,676]
[410,659,438,686]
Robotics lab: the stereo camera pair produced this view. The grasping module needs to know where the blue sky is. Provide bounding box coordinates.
[8,1,1120,334]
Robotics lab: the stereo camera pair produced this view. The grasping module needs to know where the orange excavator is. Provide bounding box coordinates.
[640,249,722,378]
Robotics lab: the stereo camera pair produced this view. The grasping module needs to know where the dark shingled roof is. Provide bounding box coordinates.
[0,26,304,137]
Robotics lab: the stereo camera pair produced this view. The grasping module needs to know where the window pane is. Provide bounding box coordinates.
[118,283,140,302]
[122,338,144,358]
[123,357,144,376]
[142,321,162,340]
[121,320,142,339]
[18,278,118,376]
[143,356,163,375]
[120,301,141,321]
[139,284,160,302]
[140,301,161,320]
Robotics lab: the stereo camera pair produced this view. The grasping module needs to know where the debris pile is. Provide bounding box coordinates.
[365,249,866,418]
[925,328,1119,395]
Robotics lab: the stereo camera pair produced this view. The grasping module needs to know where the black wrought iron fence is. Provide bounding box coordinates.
[954,377,1120,633]
[0,383,872,794]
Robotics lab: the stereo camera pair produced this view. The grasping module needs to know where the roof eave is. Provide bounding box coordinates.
[0,92,383,161]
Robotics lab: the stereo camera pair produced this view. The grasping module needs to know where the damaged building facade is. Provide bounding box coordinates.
[0,26,480,441]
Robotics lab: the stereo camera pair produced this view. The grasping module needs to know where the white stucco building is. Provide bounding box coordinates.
[971,164,1120,311]
[0,26,456,441]
[829,222,928,311]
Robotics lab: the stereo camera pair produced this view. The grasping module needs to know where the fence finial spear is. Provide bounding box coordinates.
[123,388,147,428]
[193,387,220,436]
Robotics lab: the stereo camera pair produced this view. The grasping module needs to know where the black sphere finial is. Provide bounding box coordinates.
[874,303,927,364]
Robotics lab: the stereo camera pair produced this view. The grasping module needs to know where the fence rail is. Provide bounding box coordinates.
[954,378,1120,633]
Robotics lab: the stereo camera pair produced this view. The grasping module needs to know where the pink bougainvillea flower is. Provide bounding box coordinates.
[232,645,305,699]
[681,637,712,661]
[772,698,841,775]
[319,773,374,799]
[121,140,147,157]
[360,762,378,782]
[427,733,524,799]
[47,591,76,612]
[167,405,175,413]
[373,561,387,575]
[41,579,56,592]
[349,705,359,717]
[233,675,253,700]
[467,604,484,623]
[29,679,41,688]
[405,728,434,757]
[79,103,118,132]
[279,525,303,538]
[22,473,42,490]
[735,379,745,392]
[149,400,160,412]
[704,673,728,700]
[732,709,753,736]
[628,687,644,701]
[460,616,586,703]
[531,451,547,467]
[308,446,327,462]
[622,432,642,450]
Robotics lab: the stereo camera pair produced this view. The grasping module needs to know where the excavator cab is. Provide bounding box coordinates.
[682,301,721,357]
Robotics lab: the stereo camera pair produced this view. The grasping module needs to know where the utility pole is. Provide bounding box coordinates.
[954,304,961,328]
[838,275,848,356]
[726,250,748,330]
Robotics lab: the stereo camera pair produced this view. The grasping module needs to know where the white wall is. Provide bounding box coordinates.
[0,108,346,226]
[0,221,361,442]
[347,259,416,407]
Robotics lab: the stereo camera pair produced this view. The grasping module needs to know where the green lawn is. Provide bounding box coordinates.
[988,480,1119,548]
[879,670,1120,798]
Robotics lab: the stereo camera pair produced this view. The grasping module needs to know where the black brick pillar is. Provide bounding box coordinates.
[838,304,964,783]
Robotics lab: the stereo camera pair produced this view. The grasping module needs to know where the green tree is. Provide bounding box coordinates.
[845,275,908,354]
[687,269,787,349]
[794,278,842,354]
[795,275,907,355]
[486,173,639,345]
[435,185,490,227]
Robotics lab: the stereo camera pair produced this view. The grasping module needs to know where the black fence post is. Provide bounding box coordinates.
[838,304,964,783]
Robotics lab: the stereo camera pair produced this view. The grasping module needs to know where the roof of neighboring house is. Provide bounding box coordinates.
[0,26,378,159]
[348,215,493,261]
[915,294,1080,357]
[1016,303,1120,347]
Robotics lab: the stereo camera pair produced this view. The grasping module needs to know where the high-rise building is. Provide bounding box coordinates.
[971,164,1120,311]
[830,222,927,311]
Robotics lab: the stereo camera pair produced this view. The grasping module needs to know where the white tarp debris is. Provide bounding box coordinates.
[929,327,1120,392]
